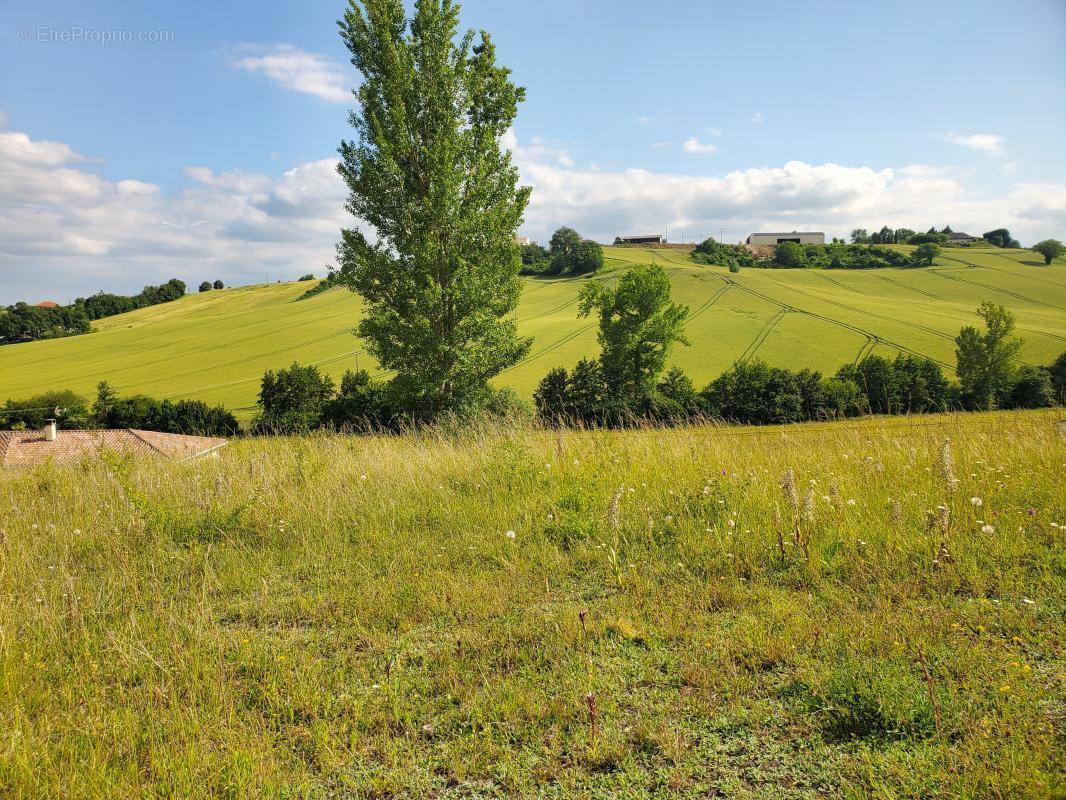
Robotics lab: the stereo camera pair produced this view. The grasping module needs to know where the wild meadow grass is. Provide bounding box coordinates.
[0,410,1063,798]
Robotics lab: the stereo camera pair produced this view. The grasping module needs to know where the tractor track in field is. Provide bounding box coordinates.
[873,273,953,303]
[1,297,359,372]
[517,272,618,323]
[706,272,953,369]
[944,252,1066,289]
[812,271,865,295]
[22,327,356,392]
[27,324,353,390]
[685,284,733,323]
[498,323,598,376]
[760,272,958,344]
[738,308,788,364]
[122,330,357,393]
[853,336,879,364]
[930,259,1066,312]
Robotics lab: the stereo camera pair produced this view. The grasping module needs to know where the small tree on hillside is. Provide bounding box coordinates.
[337,0,531,420]
[912,242,940,267]
[578,264,689,410]
[198,281,212,292]
[955,302,1022,410]
[850,229,869,244]
[568,240,604,275]
[213,279,224,290]
[1032,239,1065,265]
[982,228,1020,249]
[547,226,583,275]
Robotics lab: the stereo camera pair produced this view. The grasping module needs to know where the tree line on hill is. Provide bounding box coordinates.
[0,279,187,345]
[692,238,940,271]
[1,382,238,437]
[850,225,1017,247]
[198,280,225,292]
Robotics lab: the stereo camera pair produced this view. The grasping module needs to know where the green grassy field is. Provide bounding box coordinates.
[1,246,1064,417]
[1,410,1062,797]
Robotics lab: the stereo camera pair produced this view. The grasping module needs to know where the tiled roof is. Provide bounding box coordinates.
[0,429,227,467]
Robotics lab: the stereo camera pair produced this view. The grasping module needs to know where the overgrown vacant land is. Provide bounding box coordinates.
[1,246,1063,417]
[1,410,1062,797]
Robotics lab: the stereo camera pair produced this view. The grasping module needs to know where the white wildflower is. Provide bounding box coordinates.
[505,530,516,539]
[970,497,983,507]
[981,524,995,534]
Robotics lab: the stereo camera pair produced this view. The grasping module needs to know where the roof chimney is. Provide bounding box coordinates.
[44,419,57,442]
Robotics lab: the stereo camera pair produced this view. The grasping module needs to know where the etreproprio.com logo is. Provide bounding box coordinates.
[16,26,175,44]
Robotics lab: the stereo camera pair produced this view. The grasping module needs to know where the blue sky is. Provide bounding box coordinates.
[1,0,1064,302]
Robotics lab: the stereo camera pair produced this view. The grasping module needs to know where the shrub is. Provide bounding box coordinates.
[213,279,224,289]
[773,241,806,268]
[1,390,92,429]
[545,228,602,276]
[569,240,604,275]
[198,282,212,292]
[692,238,753,271]
[655,366,701,418]
[255,362,336,434]
[321,369,395,431]
[911,242,940,267]
[297,270,342,300]
[298,274,315,281]
[534,367,570,424]
[1049,351,1066,402]
[822,376,864,418]
[518,242,550,275]
[1004,366,1055,409]
[91,382,238,436]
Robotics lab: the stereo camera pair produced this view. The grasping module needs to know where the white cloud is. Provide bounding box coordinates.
[0,111,8,129]
[510,134,1065,248]
[636,116,651,126]
[649,141,671,149]
[230,43,350,103]
[707,127,723,136]
[0,127,350,303]
[2,126,1064,305]
[682,137,719,155]
[933,131,1004,154]
[748,112,765,124]
[1000,162,1018,174]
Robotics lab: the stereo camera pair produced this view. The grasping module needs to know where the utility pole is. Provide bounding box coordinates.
[720,227,725,244]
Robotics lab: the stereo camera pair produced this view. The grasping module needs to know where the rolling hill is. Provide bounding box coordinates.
[1,246,1064,417]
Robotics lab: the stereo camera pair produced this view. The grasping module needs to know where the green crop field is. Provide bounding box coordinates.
[1,410,1062,797]
[2,246,1064,417]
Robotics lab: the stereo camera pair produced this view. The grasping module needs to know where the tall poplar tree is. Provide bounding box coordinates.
[337,0,531,419]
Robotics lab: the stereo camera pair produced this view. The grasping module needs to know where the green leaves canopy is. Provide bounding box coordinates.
[578,265,689,405]
[337,0,531,418]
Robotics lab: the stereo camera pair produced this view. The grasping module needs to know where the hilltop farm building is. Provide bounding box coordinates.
[617,234,665,245]
[746,231,825,246]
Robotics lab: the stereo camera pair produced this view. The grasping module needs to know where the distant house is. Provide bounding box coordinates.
[0,422,227,468]
[617,234,665,245]
[34,301,59,308]
[948,232,979,243]
[746,231,825,246]
[515,236,534,246]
